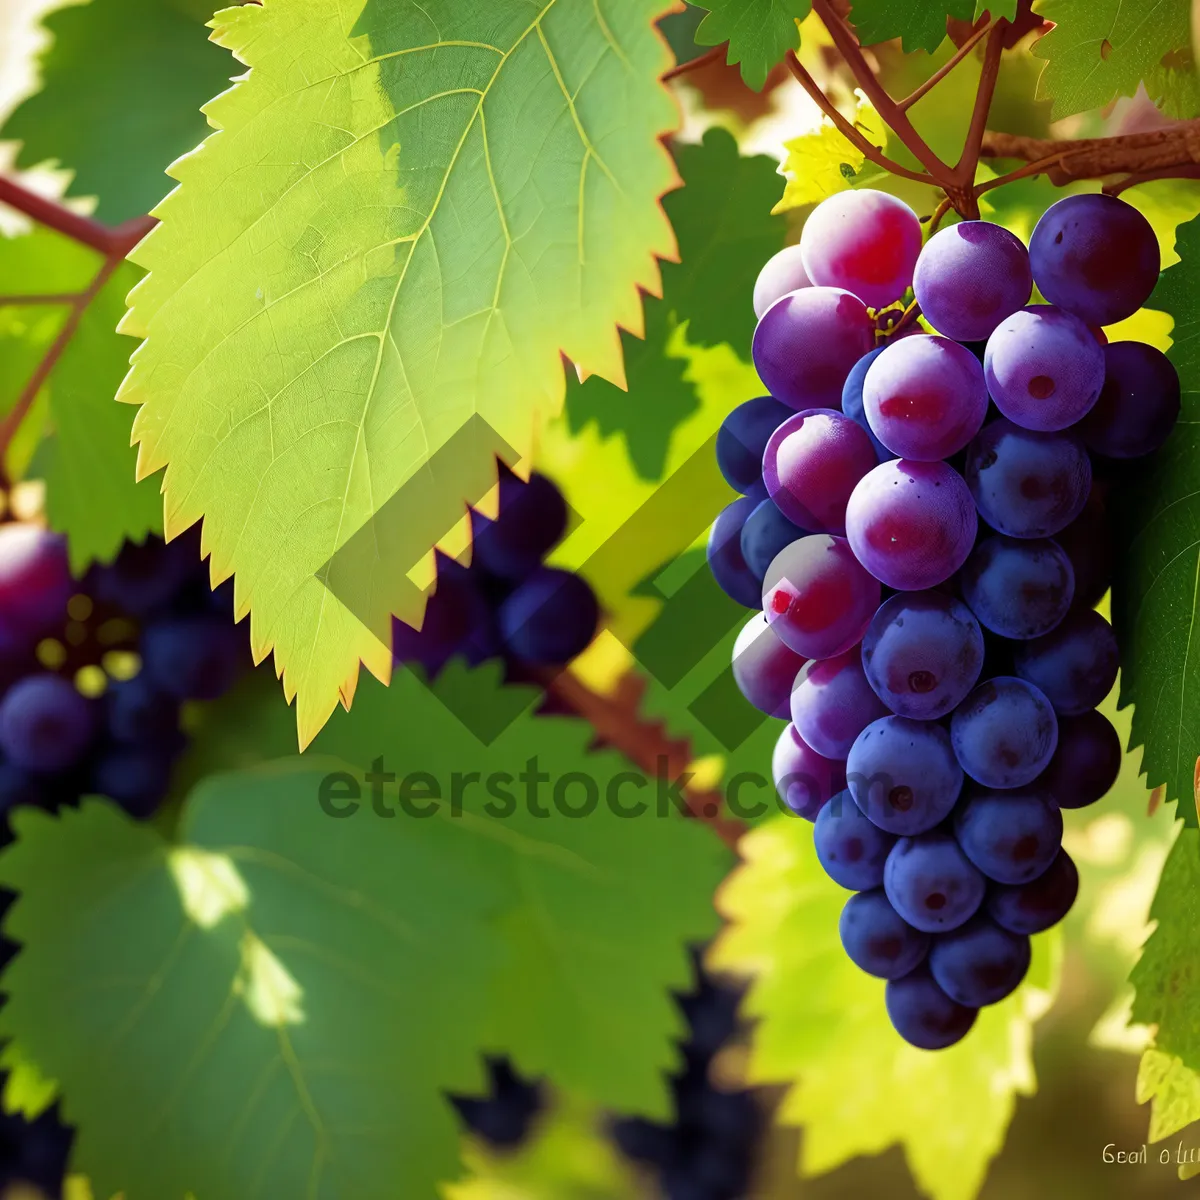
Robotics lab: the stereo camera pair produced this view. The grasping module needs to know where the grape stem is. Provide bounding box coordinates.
[662,45,729,82]
[0,174,154,258]
[896,18,996,112]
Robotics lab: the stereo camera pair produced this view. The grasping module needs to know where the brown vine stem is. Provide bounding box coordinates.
[0,293,86,306]
[951,21,1007,197]
[897,18,996,112]
[0,174,154,258]
[662,44,728,82]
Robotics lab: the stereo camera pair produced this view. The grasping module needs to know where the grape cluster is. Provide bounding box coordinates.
[392,463,599,679]
[713,190,1172,1050]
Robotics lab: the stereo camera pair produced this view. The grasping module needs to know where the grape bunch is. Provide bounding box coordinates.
[713,189,1173,1050]
[392,462,599,679]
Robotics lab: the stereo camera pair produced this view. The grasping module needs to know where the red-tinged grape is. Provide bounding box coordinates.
[950,677,1059,789]
[1036,709,1122,809]
[753,244,811,318]
[741,500,804,578]
[986,849,1079,934]
[762,409,877,534]
[885,964,978,1049]
[847,716,963,835]
[840,888,930,978]
[841,348,892,460]
[1055,488,1113,610]
[861,591,984,720]
[731,612,807,719]
[913,220,1032,342]
[960,535,1074,640]
[800,190,923,310]
[884,831,986,933]
[706,498,763,609]
[862,335,989,460]
[964,419,1091,539]
[790,648,888,759]
[953,787,1062,885]
[815,793,897,891]
[0,524,72,640]
[498,567,599,664]
[928,914,1031,1007]
[984,305,1105,431]
[762,535,880,659]
[1029,193,1160,327]
[845,459,977,591]
[0,674,95,774]
[717,396,794,494]
[772,723,847,820]
[1080,340,1181,459]
[1012,609,1119,715]
[752,287,875,411]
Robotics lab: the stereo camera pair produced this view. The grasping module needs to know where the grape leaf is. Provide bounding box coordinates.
[174,659,732,1116]
[709,815,1061,1200]
[776,92,886,212]
[1138,1048,1200,1151]
[1032,0,1195,120]
[846,0,978,53]
[0,229,163,568]
[694,0,811,91]
[2,0,235,224]
[1111,215,1200,830]
[117,0,681,749]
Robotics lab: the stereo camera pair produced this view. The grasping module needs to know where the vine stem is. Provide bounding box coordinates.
[0,174,154,258]
[662,45,728,82]
[897,18,995,112]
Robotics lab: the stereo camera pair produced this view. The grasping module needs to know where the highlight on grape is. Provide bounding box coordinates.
[712,189,1171,1050]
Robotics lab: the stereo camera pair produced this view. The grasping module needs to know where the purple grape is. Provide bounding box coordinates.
[845,459,977,591]
[716,396,793,494]
[141,615,248,702]
[0,674,95,774]
[0,524,72,641]
[1055,488,1113,610]
[752,287,875,411]
[92,745,174,819]
[951,678,1058,790]
[762,535,880,659]
[790,648,888,759]
[762,409,877,534]
[847,716,963,836]
[861,591,984,720]
[1036,709,1122,809]
[862,336,989,460]
[984,306,1105,431]
[85,533,201,618]
[771,723,847,821]
[928,914,1031,1007]
[740,500,804,579]
[841,347,891,460]
[986,849,1079,934]
[472,466,567,580]
[731,612,807,719]
[840,888,930,978]
[964,419,1091,539]
[960,535,1074,640]
[0,762,41,813]
[706,497,762,609]
[953,787,1062,885]
[913,220,1032,342]
[885,830,986,932]
[498,567,598,664]
[799,190,923,309]
[1080,340,1181,459]
[753,244,812,318]
[105,674,182,745]
[886,964,978,1049]
[1012,609,1119,715]
[815,792,897,890]
[1029,193,1160,327]
[393,554,498,677]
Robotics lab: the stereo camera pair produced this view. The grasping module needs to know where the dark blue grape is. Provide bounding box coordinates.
[1012,609,1119,715]
[884,831,985,933]
[1054,488,1112,611]
[497,567,598,664]
[472,466,568,580]
[847,716,963,836]
[92,746,174,819]
[141,615,247,702]
[707,497,762,609]
[986,849,1079,934]
[740,499,803,579]
[716,396,793,494]
[953,787,1062,885]
[393,554,499,677]
[0,674,95,774]
[960,535,1074,639]
[105,674,181,745]
[841,347,891,460]
[1036,709,1122,809]
[1080,340,1181,459]
[814,792,896,890]
[839,888,930,978]
[928,914,1031,1007]
[950,677,1058,789]
[86,533,202,618]
[885,964,977,1050]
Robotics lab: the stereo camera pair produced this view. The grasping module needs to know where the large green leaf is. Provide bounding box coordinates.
[117,0,681,748]
[1032,0,1196,120]
[0,229,163,568]
[695,0,810,91]
[2,0,235,223]
[1111,215,1200,829]
[709,815,1061,1200]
